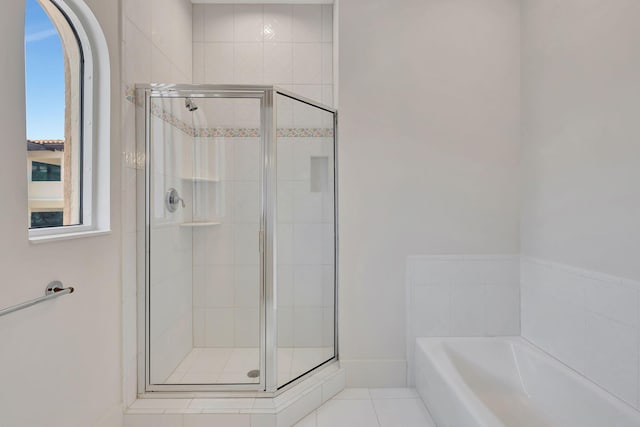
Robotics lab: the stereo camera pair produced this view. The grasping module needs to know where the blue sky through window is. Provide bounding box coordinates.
[25,0,65,140]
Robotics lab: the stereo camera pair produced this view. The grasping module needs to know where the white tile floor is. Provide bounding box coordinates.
[294,388,436,427]
[165,347,334,385]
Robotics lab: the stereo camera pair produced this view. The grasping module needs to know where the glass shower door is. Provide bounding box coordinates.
[275,91,337,388]
[140,85,338,394]
[147,92,265,388]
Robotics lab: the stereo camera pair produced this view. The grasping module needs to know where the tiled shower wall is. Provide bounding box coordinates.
[521,257,640,409]
[276,133,336,350]
[190,134,336,351]
[405,255,521,384]
[190,4,336,350]
[191,134,263,348]
[146,104,196,384]
[121,0,193,405]
[122,2,336,395]
[192,3,334,107]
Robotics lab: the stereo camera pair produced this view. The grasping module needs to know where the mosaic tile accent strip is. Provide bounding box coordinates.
[194,128,334,138]
[277,128,334,138]
[150,102,196,137]
[125,85,135,103]
[125,88,333,139]
[123,151,145,170]
[195,128,260,138]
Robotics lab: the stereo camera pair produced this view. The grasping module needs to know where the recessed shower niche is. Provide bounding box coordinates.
[136,84,338,393]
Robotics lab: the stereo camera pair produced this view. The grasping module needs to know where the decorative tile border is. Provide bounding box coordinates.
[125,85,135,103]
[150,102,196,137]
[126,87,333,139]
[195,128,259,138]
[194,128,334,138]
[277,128,334,138]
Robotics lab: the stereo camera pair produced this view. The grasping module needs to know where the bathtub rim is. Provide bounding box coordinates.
[416,337,511,427]
[415,336,640,426]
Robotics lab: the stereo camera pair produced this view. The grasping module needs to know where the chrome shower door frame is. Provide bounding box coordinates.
[136,84,339,396]
[270,87,340,392]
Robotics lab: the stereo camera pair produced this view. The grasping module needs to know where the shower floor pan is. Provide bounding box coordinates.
[165,347,335,386]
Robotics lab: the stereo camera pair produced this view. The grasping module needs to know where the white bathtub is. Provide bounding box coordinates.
[415,337,640,427]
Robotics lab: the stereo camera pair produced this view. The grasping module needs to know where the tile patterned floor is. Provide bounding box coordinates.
[294,388,436,427]
[164,347,334,385]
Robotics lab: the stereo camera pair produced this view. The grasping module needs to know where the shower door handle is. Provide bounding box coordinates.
[258,230,264,253]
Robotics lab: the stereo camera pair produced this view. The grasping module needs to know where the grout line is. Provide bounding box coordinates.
[311,409,318,427]
[368,392,384,427]
[261,6,266,85]
[417,396,438,427]
[483,283,488,336]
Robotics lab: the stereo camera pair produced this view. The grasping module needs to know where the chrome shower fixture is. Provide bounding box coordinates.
[165,188,185,212]
[185,97,198,112]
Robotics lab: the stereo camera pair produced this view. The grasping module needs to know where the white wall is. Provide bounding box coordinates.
[520,0,640,281]
[0,1,122,426]
[338,0,521,386]
[520,0,640,410]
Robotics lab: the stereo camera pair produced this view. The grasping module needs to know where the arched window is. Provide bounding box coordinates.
[25,0,110,240]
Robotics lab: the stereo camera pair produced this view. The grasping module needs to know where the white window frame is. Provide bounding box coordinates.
[28,0,110,242]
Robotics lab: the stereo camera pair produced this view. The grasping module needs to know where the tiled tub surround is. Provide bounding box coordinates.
[414,337,640,427]
[521,257,640,409]
[193,3,334,107]
[405,255,521,385]
[407,255,640,411]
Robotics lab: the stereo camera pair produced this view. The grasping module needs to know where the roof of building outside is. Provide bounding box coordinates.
[27,139,64,151]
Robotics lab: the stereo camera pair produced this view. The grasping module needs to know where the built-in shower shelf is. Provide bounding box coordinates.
[180,221,221,227]
[181,177,220,183]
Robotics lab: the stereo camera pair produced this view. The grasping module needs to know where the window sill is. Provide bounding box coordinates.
[29,228,111,244]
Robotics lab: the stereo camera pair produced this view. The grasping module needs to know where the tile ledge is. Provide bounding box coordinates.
[125,366,345,417]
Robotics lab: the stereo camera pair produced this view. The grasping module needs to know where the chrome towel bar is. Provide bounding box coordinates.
[0,281,74,318]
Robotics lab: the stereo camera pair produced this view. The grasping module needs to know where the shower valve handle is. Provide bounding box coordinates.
[166,188,185,212]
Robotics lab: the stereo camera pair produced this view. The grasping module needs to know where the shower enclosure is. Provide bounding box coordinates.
[135,84,338,393]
